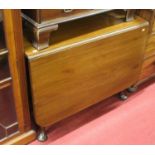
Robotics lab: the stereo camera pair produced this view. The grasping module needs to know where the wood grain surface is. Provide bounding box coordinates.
[26,17,148,127]
[145,34,155,58]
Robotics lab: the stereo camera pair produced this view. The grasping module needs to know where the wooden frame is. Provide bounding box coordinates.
[0,10,36,145]
[136,10,155,84]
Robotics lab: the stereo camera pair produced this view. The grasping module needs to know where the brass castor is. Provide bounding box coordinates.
[37,127,48,142]
[119,92,128,100]
[127,86,137,93]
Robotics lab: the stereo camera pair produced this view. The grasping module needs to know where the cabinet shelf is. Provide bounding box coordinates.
[0,10,35,144]
[0,77,12,90]
[0,49,8,55]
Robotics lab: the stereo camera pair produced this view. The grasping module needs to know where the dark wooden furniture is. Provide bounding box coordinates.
[136,10,155,84]
[25,13,148,141]
[22,9,135,50]
[0,10,36,144]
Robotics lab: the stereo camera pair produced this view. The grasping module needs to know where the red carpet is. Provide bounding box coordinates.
[30,79,155,145]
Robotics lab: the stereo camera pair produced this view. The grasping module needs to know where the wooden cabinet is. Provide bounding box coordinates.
[145,34,155,57]
[137,10,155,83]
[22,9,135,50]
[137,10,155,33]
[22,9,93,23]
[0,84,18,140]
[25,15,148,141]
[0,10,36,144]
[139,56,155,81]
[0,10,19,142]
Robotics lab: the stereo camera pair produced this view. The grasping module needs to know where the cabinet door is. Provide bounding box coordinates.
[0,10,19,142]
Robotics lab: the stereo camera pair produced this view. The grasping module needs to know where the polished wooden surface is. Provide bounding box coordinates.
[145,34,155,58]
[3,130,36,145]
[22,9,107,24]
[40,9,91,23]
[3,10,31,132]
[1,10,36,144]
[22,10,130,50]
[0,10,19,142]
[24,12,125,52]
[25,16,143,58]
[139,56,155,81]
[137,10,155,83]
[26,17,148,127]
[137,9,155,33]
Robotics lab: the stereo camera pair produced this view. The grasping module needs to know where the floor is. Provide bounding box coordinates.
[30,78,155,145]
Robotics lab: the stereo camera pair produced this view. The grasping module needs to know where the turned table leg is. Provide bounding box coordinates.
[119,91,128,100]
[127,85,138,93]
[37,127,48,142]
